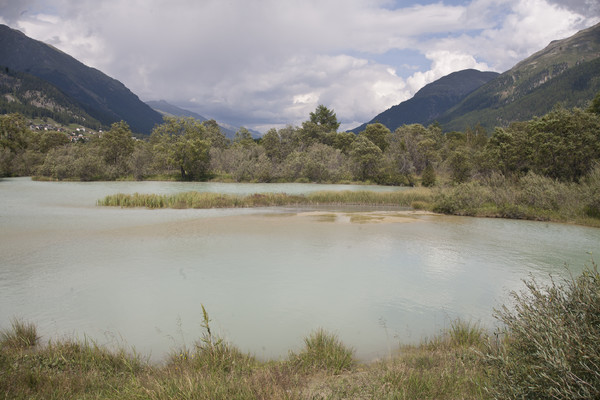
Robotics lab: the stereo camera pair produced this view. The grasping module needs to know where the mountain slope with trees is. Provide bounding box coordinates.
[351,69,499,133]
[0,66,102,129]
[439,22,600,131]
[0,24,163,134]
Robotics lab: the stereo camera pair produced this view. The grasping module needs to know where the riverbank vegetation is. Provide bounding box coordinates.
[2,262,598,399]
[98,165,600,227]
[98,188,432,209]
[3,94,600,225]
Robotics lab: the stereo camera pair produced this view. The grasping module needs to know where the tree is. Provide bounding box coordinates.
[360,123,390,152]
[97,121,135,166]
[588,91,600,115]
[421,162,436,187]
[260,128,282,161]
[233,127,255,148]
[448,148,472,184]
[150,117,211,180]
[350,135,382,181]
[331,131,356,155]
[201,119,229,149]
[0,113,31,153]
[309,104,340,133]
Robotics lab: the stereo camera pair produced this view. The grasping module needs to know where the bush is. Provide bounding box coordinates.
[486,262,600,399]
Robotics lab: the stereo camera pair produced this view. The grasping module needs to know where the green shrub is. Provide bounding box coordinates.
[289,329,354,374]
[486,262,600,399]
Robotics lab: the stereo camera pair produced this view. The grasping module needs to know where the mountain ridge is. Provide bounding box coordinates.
[350,69,499,133]
[0,24,163,134]
[438,22,600,131]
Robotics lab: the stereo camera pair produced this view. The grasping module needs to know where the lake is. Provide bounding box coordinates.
[1,177,598,361]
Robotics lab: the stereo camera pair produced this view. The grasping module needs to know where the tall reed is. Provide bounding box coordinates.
[98,189,434,209]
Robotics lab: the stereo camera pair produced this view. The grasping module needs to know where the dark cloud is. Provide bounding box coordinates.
[547,0,600,17]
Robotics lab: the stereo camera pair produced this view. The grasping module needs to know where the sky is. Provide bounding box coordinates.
[1,0,599,132]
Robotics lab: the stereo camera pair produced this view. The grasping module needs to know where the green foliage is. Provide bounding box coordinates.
[484,107,600,181]
[309,104,340,133]
[448,148,472,183]
[233,127,255,148]
[360,123,391,152]
[96,120,135,168]
[588,91,600,115]
[150,116,212,180]
[289,329,354,374]
[486,263,600,399]
[421,162,437,187]
[350,135,382,180]
[0,112,31,153]
[1,318,39,350]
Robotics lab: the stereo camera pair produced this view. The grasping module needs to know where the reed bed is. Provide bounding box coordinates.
[98,188,434,209]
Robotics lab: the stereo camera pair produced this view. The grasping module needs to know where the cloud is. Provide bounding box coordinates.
[1,0,599,132]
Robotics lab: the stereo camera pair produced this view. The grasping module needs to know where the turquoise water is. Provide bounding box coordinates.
[1,178,598,361]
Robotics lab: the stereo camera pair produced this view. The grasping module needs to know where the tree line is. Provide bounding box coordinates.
[1,94,600,185]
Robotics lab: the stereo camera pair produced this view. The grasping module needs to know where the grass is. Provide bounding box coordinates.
[289,329,354,374]
[96,165,600,228]
[0,318,39,350]
[4,259,599,400]
[97,188,433,209]
[0,317,489,400]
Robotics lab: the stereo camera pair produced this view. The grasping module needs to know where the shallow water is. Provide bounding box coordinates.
[1,177,598,361]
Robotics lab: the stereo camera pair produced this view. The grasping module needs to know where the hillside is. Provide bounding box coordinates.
[439,22,600,131]
[0,24,163,134]
[0,66,102,128]
[351,69,499,133]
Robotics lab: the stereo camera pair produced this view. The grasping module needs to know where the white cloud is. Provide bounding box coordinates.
[406,51,492,94]
[1,0,598,132]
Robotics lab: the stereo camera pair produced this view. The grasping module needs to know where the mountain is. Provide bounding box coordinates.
[146,100,209,122]
[438,22,600,132]
[146,100,261,139]
[350,69,499,133]
[0,24,163,134]
[0,66,102,128]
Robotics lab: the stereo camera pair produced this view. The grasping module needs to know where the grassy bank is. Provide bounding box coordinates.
[0,318,489,399]
[432,170,600,227]
[97,169,600,227]
[3,262,599,399]
[3,263,599,399]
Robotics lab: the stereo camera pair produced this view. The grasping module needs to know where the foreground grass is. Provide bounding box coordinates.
[0,319,489,400]
[3,263,599,399]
